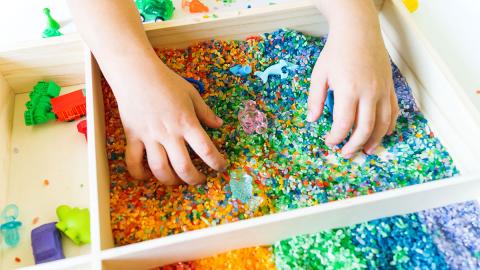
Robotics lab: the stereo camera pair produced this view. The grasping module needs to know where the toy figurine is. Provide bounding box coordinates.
[229,170,254,203]
[182,0,209,13]
[183,77,205,94]
[135,0,175,22]
[31,222,65,264]
[77,120,87,141]
[56,205,90,245]
[254,60,298,83]
[0,204,22,247]
[24,81,61,126]
[42,8,63,38]
[325,90,334,113]
[238,100,267,134]
[229,64,252,77]
[229,170,263,211]
[402,0,419,13]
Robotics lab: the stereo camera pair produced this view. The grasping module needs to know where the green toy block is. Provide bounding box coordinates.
[42,8,63,38]
[47,81,61,97]
[24,81,61,126]
[24,111,34,126]
[56,205,90,245]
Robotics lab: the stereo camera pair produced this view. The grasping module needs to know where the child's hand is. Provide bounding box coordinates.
[114,62,227,185]
[309,0,400,158]
[68,0,227,185]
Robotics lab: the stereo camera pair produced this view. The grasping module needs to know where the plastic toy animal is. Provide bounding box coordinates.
[254,60,298,83]
[238,100,267,134]
[42,8,63,38]
[56,205,90,245]
[135,0,175,22]
[0,204,22,247]
[229,64,252,77]
[229,170,253,203]
[24,81,61,126]
[182,0,209,13]
[31,222,65,264]
[325,89,334,113]
[183,77,205,94]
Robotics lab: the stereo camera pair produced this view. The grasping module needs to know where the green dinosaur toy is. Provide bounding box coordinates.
[56,205,90,246]
[42,8,63,38]
[24,81,61,126]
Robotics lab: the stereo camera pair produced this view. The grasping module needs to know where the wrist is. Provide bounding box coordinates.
[316,0,381,38]
[98,47,168,99]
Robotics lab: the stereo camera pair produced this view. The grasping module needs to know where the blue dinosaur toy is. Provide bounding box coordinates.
[229,64,252,77]
[325,89,334,113]
[183,77,205,94]
[254,60,298,83]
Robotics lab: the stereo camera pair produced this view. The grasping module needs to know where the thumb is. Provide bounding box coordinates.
[307,66,328,122]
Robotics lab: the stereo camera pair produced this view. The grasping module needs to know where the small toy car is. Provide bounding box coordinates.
[31,222,65,264]
[135,0,174,22]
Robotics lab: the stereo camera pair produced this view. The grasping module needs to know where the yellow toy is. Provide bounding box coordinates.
[402,0,419,13]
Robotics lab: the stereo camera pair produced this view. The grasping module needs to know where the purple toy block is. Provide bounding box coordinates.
[31,222,65,264]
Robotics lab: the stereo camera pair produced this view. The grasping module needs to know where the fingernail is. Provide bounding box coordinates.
[216,116,223,125]
[324,135,333,147]
[343,152,353,159]
[306,111,313,122]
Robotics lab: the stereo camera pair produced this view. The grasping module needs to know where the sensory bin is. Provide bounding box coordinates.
[101,29,477,267]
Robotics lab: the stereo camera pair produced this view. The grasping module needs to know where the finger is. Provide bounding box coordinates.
[363,98,391,154]
[341,99,376,157]
[184,123,227,172]
[145,142,181,185]
[188,88,223,129]
[307,67,328,122]
[164,138,206,185]
[325,91,358,146]
[125,138,151,180]
[387,89,399,135]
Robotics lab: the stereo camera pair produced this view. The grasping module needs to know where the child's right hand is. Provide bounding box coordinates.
[111,59,227,185]
[67,0,227,185]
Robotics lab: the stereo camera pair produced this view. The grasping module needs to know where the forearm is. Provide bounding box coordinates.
[315,0,381,39]
[67,0,164,91]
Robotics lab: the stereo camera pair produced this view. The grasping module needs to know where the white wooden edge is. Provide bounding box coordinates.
[0,72,13,266]
[0,72,13,208]
[84,47,103,270]
[18,254,92,270]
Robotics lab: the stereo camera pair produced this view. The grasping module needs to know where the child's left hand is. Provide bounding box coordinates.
[307,21,399,158]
